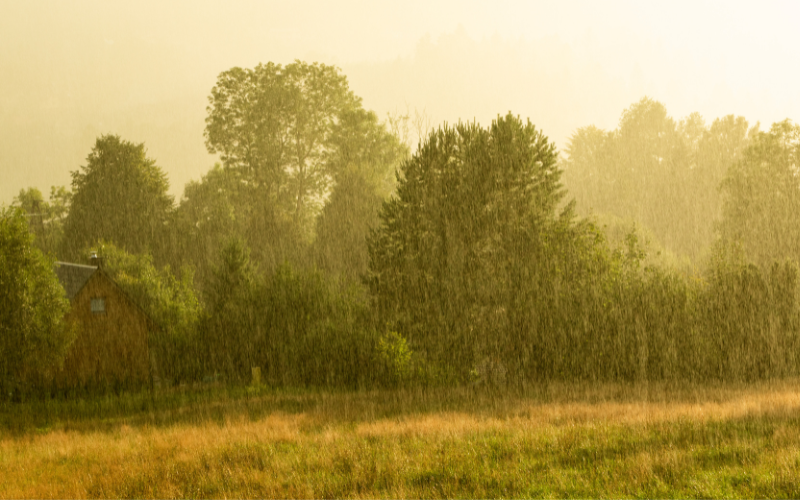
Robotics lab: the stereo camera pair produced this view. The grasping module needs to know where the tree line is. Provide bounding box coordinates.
[3,61,800,397]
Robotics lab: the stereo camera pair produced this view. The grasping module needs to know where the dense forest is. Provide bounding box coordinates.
[3,60,800,398]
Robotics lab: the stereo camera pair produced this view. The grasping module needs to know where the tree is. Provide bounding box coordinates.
[563,98,751,262]
[564,99,686,240]
[314,108,409,280]
[719,119,800,266]
[198,238,259,381]
[0,208,75,394]
[12,186,71,255]
[62,135,174,259]
[170,163,303,286]
[602,98,690,253]
[689,114,750,255]
[367,113,597,380]
[205,61,360,237]
[562,124,614,213]
[171,164,251,288]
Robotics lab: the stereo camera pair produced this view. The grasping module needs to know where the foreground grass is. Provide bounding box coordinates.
[2,381,800,498]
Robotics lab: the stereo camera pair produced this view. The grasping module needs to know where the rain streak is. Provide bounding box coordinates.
[2,3,800,497]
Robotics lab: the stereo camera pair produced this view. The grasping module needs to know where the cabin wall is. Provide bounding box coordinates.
[59,274,151,389]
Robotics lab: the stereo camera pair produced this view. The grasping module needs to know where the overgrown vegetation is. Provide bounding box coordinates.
[5,55,800,498]
[2,60,800,399]
[0,208,75,397]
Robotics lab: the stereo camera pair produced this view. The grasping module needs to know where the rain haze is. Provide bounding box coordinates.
[2,0,800,203]
[5,1,800,497]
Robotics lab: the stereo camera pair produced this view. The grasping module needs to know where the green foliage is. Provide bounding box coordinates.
[314,174,384,280]
[195,61,386,276]
[696,255,800,381]
[12,186,71,256]
[62,135,174,260]
[719,119,800,266]
[169,165,246,288]
[324,107,409,198]
[261,266,374,388]
[205,61,361,236]
[190,61,409,284]
[91,242,202,382]
[368,113,604,381]
[197,238,259,381]
[170,164,302,287]
[557,110,800,383]
[196,239,380,388]
[256,263,377,388]
[314,108,409,281]
[376,331,415,387]
[8,75,800,392]
[563,98,751,261]
[595,214,690,270]
[365,107,800,385]
[0,208,75,393]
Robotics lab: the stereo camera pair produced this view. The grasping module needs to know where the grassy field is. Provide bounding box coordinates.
[2,380,800,498]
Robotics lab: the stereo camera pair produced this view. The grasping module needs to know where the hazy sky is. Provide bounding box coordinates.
[1,0,799,204]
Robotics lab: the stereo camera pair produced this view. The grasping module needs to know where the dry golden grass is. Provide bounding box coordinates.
[3,380,800,498]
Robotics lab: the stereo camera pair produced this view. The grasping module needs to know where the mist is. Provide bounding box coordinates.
[4,3,800,497]
[2,1,800,204]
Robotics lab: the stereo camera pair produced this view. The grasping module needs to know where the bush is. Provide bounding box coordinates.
[376,331,415,387]
[197,240,385,388]
[0,208,75,398]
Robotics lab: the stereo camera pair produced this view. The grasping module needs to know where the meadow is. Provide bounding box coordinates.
[3,381,800,498]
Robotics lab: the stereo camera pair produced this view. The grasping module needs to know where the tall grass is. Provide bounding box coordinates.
[3,381,800,498]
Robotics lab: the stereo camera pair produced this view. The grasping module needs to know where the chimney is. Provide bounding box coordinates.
[89,251,101,268]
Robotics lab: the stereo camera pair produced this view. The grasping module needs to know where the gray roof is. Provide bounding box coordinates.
[55,262,97,300]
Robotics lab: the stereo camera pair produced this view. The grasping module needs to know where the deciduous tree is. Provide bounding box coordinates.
[563,98,751,261]
[62,135,174,259]
[0,208,75,394]
[12,186,71,256]
[720,119,800,266]
[204,61,360,236]
[314,108,409,279]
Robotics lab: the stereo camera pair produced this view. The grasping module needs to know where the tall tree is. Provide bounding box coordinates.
[689,114,751,255]
[563,98,751,261]
[367,113,597,379]
[171,163,302,286]
[198,238,259,381]
[171,164,250,288]
[62,135,174,259]
[564,98,685,233]
[314,108,409,280]
[205,61,360,237]
[12,186,71,256]
[0,208,75,393]
[562,125,614,214]
[610,97,687,246]
[720,119,800,266]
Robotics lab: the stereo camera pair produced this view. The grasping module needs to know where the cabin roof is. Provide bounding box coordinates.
[53,261,161,331]
[54,261,98,300]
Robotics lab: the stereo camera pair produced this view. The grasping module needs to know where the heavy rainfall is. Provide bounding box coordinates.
[2,1,800,497]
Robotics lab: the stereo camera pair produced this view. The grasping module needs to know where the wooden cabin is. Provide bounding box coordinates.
[55,259,154,389]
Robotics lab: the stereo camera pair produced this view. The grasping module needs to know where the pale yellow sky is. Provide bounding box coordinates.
[1,0,799,204]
